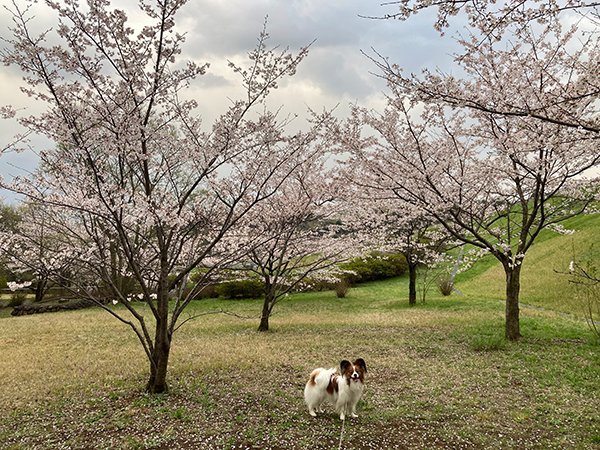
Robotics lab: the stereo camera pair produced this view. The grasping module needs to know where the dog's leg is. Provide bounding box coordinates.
[307,396,319,417]
[337,402,347,421]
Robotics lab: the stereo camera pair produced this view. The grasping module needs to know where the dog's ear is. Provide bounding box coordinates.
[340,360,352,372]
[354,358,367,373]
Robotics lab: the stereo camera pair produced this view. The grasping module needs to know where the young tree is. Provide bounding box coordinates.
[391,214,448,305]
[238,152,352,331]
[568,254,600,340]
[1,0,317,393]
[346,195,448,306]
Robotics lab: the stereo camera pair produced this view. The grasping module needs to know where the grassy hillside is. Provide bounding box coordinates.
[456,213,600,315]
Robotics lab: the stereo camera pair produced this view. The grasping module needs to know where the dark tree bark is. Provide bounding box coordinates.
[34,278,48,303]
[258,287,275,332]
[146,333,171,394]
[504,263,522,341]
[408,262,418,306]
[146,274,172,393]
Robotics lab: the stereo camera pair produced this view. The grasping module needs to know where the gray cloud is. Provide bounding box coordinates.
[0,0,457,203]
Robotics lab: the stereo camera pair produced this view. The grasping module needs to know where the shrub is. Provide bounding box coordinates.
[216,279,264,299]
[340,252,408,284]
[437,276,454,296]
[193,284,219,299]
[8,290,27,307]
[335,279,350,298]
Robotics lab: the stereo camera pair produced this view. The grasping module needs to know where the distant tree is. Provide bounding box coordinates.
[392,214,449,305]
[1,0,317,393]
[343,192,448,306]
[238,152,352,331]
[0,201,74,302]
[0,202,21,233]
[0,201,22,288]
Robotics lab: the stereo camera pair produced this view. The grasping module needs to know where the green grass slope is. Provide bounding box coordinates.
[456,213,600,315]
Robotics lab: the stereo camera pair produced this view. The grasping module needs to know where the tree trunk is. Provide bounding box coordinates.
[34,278,47,303]
[408,263,417,306]
[504,264,522,341]
[258,287,275,332]
[146,278,171,394]
[146,314,171,393]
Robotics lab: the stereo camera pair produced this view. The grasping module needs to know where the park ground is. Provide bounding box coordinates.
[0,214,599,449]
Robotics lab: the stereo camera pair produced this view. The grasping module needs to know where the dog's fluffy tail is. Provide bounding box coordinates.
[307,369,320,386]
[306,367,336,388]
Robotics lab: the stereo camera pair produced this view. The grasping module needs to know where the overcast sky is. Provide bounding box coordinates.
[0,0,459,203]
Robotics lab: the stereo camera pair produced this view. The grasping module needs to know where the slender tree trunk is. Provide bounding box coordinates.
[146,276,171,394]
[34,278,47,303]
[258,287,275,332]
[504,264,522,341]
[408,263,417,306]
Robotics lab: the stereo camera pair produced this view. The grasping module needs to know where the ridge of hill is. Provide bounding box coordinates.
[456,213,600,315]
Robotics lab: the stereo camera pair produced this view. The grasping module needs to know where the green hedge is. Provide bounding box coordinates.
[340,252,408,284]
[216,279,264,299]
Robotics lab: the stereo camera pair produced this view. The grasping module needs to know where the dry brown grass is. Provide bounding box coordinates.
[0,280,598,449]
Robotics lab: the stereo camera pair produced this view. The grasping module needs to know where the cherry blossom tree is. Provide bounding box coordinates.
[0,0,318,393]
[342,90,599,339]
[352,0,600,340]
[0,201,75,302]
[376,0,599,35]
[343,192,449,306]
[237,149,353,332]
[385,213,449,305]
[373,1,600,133]
[0,201,21,287]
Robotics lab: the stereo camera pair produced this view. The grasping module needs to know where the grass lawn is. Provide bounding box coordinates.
[0,277,598,449]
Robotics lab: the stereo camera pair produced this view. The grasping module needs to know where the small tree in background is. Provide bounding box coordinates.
[0,201,21,288]
[1,201,75,302]
[340,188,449,306]
[568,249,600,340]
[238,152,354,332]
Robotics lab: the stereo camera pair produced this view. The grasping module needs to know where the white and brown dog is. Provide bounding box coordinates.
[304,358,367,420]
